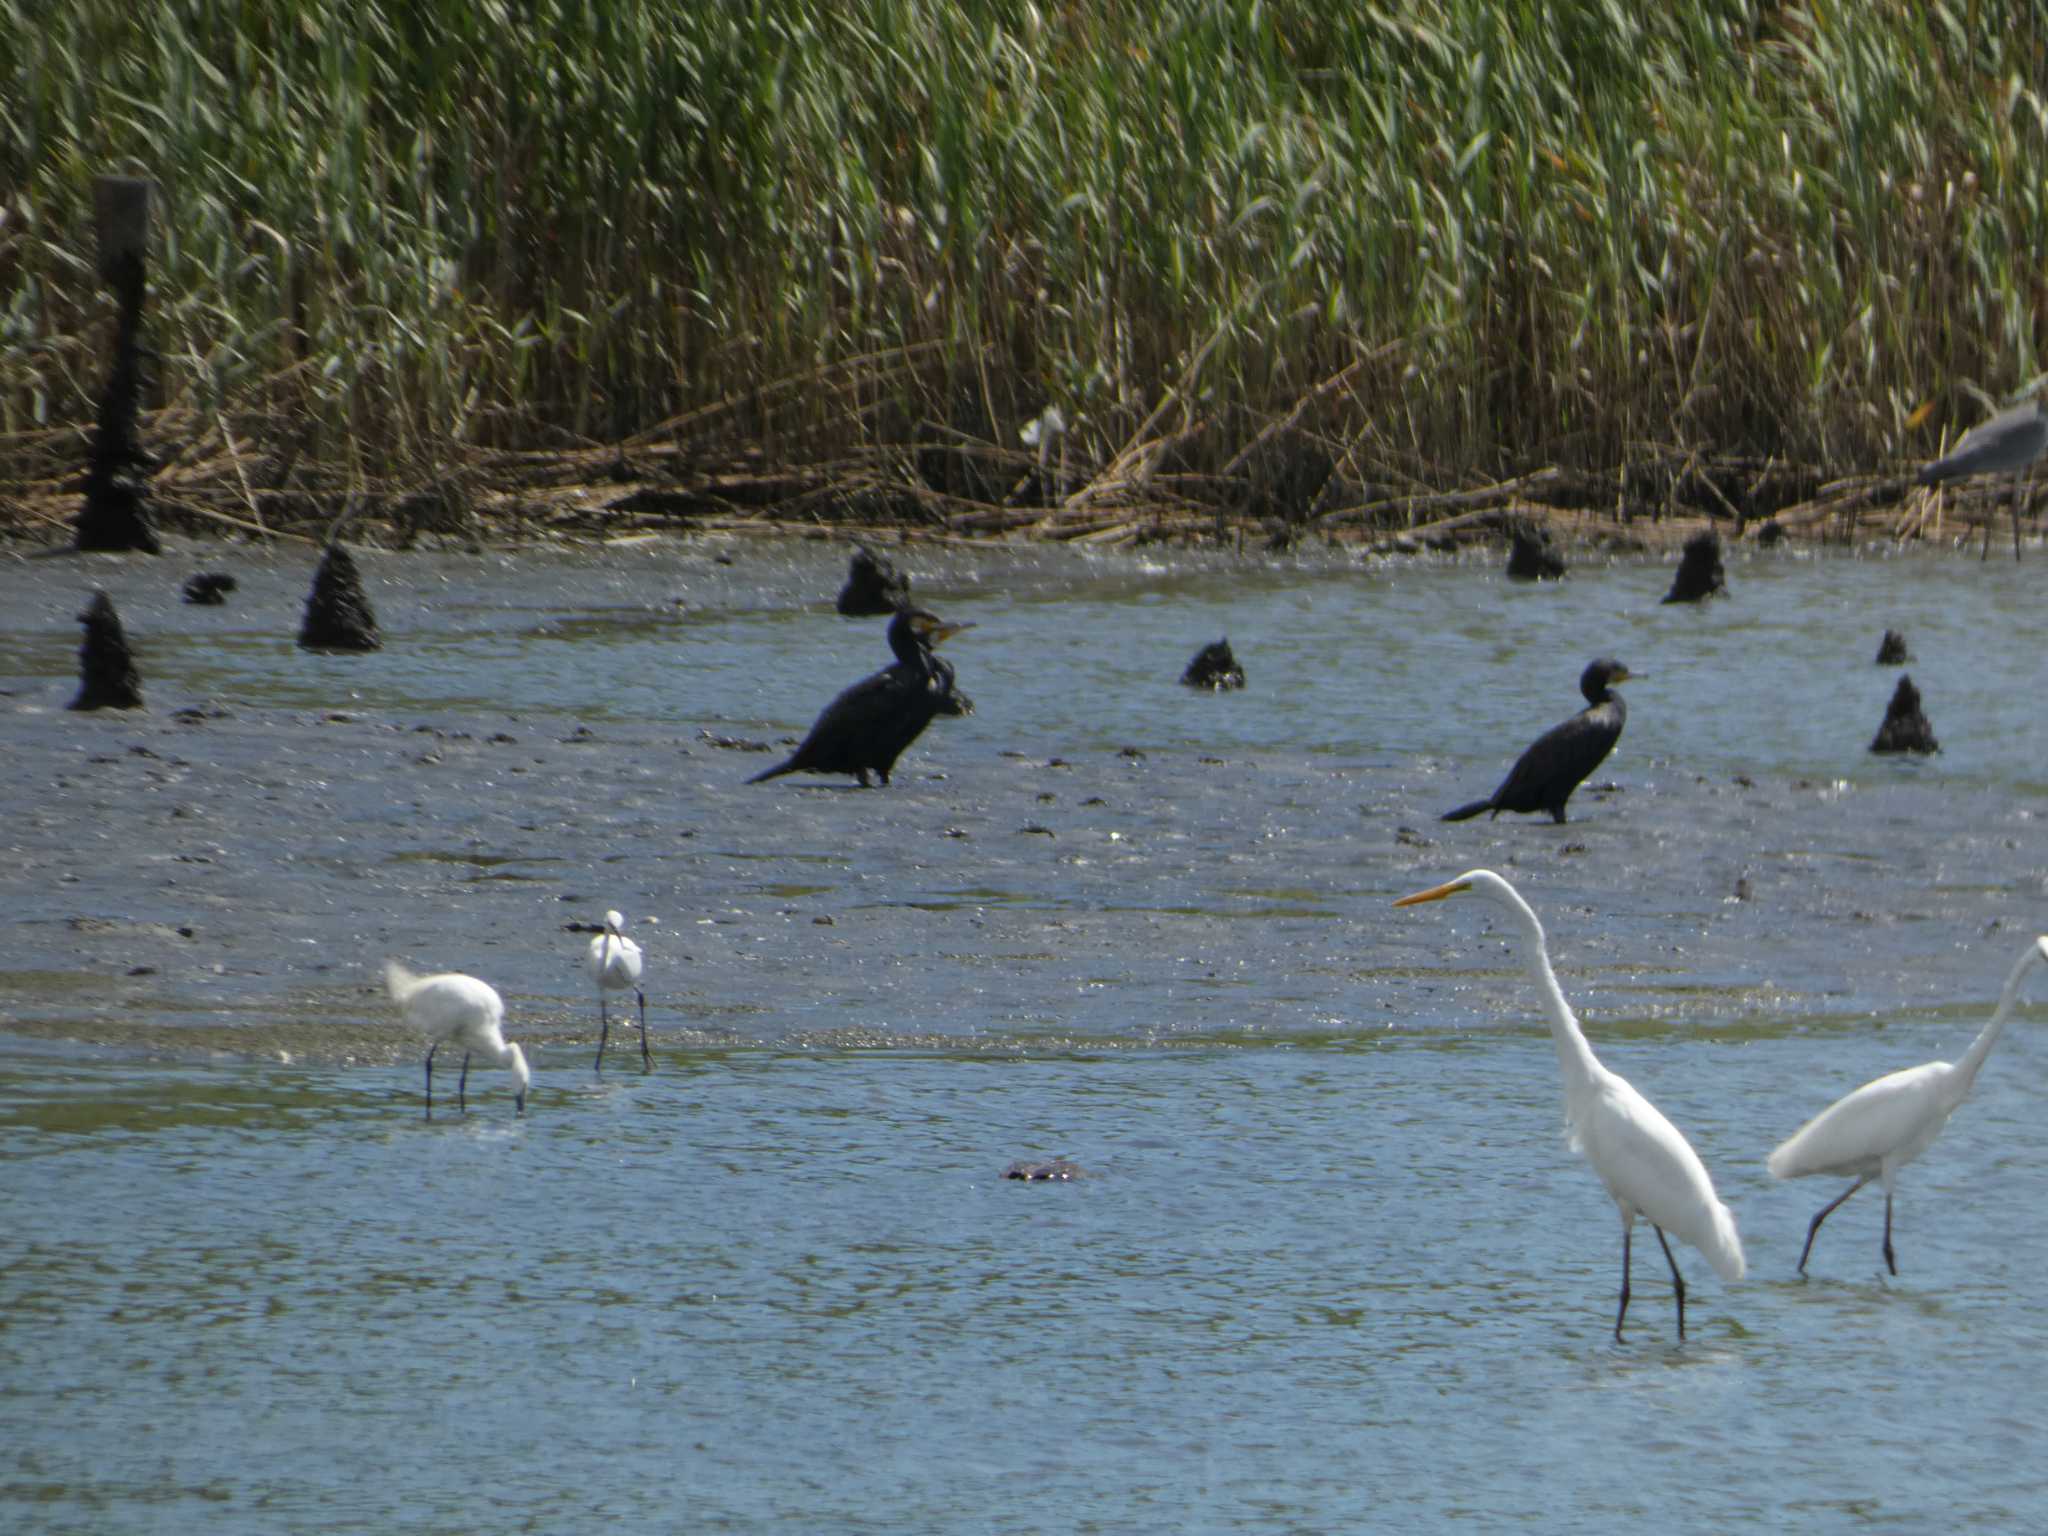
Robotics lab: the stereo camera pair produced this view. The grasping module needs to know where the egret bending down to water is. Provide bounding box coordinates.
[384,960,529,1118]
[588,909,649,1074]
[1395,870,1745,1339]
[1767,935,2048,1276]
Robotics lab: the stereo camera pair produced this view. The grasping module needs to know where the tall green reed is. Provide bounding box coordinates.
[3,0,2045,504]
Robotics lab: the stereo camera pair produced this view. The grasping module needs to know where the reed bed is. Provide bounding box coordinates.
[3,0,2047,544]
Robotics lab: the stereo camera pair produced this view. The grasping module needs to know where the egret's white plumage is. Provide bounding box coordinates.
[587,909,649,1074]
[1395,869,1744,1339]
[384,960,529,1117]
[1767,935,2048,1275]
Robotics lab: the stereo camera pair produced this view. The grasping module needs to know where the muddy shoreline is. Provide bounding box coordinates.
[3,433,2035,558]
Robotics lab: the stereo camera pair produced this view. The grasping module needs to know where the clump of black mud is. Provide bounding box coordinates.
[1875,629,1910,665]
[836,544,911,616]
[1505,515,1566,580]
[182,572,237,606]
[1662,529,1727,603]
[69,591,144,711]
[1181,638,1246,690]
[298,545,381,651]
[1871,674,1939,754]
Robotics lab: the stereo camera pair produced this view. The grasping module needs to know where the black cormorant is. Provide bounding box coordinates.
[748,607,974,787]
[1441,658,1634,824]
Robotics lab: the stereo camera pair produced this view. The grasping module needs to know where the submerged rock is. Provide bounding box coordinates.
[1875,629,1911,665]
[69,591,144,711]
[1505,515,1566,580]
[182,572,237,606]
[1871,674,1939,754]
[1181,638,1246,690]
[835,544,911,616]
[1662,529,1727,603]
[298,545,381,651]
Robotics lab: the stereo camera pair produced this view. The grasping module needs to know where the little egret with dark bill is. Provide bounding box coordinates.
[1918,391,2047,560]
[1767,934,2048,1276]
[384,960,529,1118]
[1395,870,1745,1339]
[588,909,649,1074]
[1441,659,1635,825]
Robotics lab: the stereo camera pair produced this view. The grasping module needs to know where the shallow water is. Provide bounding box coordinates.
[4,538,2048,1532]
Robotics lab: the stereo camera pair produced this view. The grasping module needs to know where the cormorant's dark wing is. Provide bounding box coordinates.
[1486,700,1624,820]
[748,663,907,783]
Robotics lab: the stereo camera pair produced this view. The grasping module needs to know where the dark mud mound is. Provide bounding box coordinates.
[1871,674,1939,754]
[69,591,144,711]
[1181,638,1246,690]
[836,544,911,616]
[1505,516,1566,580]
[1662,529,1727,603]
[182,572,237,606]
[298,545,381,651]
[1875,629,1911,665]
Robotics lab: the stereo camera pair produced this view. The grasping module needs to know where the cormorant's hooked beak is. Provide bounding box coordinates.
[1393,878,1472,908]
[920,619,974,647]
[1611,666,1640,685]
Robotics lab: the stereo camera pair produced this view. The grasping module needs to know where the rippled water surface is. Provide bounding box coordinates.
[5,538,2048,1532]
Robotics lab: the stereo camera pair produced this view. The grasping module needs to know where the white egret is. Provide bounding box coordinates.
[588,909,649,1074]
[1767,935,2048,1275]
[384,960,529,1118]
[1395,869,1745,1339]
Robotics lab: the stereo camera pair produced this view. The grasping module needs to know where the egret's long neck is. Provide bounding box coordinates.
[1499,888,1603,1098]
[1953,947,2041,1093]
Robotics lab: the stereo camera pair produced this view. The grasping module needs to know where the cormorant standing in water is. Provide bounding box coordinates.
[1441,658,1634,824]
[749,607,974,787]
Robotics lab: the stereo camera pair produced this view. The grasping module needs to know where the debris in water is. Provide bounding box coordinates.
[69,591,144,711]
[1003,1158,1087,1181]
[1662,529,1727,603]
[1505,515,1566,580]
[182,572,237,605]
[1870,674,1940,755]
[835,544,911,616]
[298,544,381,651]
[1181,638,1246,690]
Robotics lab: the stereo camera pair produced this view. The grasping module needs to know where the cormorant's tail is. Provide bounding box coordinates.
[747,758,796,784]
[1440,799,1493,822]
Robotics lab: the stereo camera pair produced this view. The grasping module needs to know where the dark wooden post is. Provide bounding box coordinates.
[76,175,163,553]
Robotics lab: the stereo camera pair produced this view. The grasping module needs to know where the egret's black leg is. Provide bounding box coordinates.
[1615,1225,1633,1341]
[636,988,650,1072]
[1653,1226,1687,1340]
[1796,1176,1868,1274]
[1882,1190,1897,1275]
[2012,472,2024,562]
[458,1051,471,1113]
[595,995,610,1076]
[424,1042,438,1120]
